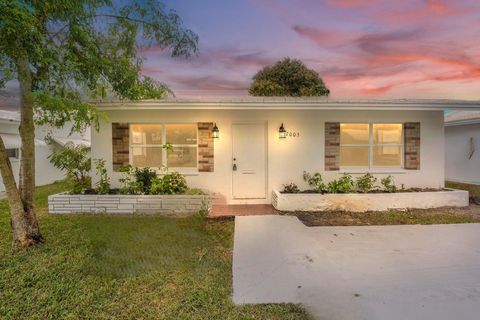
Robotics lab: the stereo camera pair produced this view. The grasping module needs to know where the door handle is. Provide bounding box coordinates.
[232,158,237,171]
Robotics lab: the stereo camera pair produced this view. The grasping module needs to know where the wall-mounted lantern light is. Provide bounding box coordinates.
[212,123,220,138]
[279,123,287,139]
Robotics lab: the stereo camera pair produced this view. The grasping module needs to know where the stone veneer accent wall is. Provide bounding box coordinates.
[404,122,421,170]
[48,193,212,214]
[112,123,130,171]
[197,122,214,172]
[324,122,340,171]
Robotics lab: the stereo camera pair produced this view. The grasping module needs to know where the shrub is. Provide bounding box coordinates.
[381,175,397,193]
[303,171,325,193]
[355,173,377,193]
[119,166,188,195]
[134,167,157,194]
[283,182,300,193]
[119,165,143,195]
[149,176,163,195]
[184,188,206,195]
[94,159,110,194]
[195,196,211,220]
[326,179,339,193]
[48,142,91,194]
[159,171,188,194]
[149,171,188,195]
[327,174,355,193]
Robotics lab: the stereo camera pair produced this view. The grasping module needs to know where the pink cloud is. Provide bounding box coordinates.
[360,84,395,95]
[294,24,480,95]
[138,1,480,99]
[141,46,273,69]
[292,25,357,46]
[378,0,466,25]
[426,0,453,14]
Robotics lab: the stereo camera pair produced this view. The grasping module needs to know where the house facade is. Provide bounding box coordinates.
[0,110,91,193]
[90,99,480,204]
[445,111,480,185]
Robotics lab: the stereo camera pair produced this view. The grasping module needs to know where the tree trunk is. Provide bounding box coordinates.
[0,138,42,248]
[17,56,36,213]
[0,55,44,248]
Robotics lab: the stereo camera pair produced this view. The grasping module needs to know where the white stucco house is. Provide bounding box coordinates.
[0,110,91,193]
[91,98,480,205]
[445,111,480,185]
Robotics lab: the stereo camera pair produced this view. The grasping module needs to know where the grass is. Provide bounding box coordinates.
[0,182,310,320]
[446,180,480,197]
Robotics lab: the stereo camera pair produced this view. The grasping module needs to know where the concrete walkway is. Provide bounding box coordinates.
[233,215,480,320]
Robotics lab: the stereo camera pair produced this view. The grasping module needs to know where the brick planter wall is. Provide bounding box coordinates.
[48,193,212,214]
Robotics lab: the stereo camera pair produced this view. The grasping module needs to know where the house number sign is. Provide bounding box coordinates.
[286,131,300,138]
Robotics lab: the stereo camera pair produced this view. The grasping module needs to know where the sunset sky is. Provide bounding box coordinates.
[1,0,480,110]
[143,0,480,99]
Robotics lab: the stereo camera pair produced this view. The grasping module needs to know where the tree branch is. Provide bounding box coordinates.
[93,14,155,27]
[49,23,70,39]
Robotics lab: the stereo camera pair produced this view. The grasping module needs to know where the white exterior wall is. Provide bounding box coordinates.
[91,109,445,204]
[0,121,89,192]
[445,123,480,184]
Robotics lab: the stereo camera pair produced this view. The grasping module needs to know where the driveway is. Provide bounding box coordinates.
[233,215,480,320]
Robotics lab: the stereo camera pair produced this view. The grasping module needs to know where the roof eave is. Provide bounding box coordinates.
[445,119,480,126]
[95,99,480,111]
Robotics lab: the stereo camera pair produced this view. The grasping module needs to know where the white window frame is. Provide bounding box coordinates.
[129,123,199,174]
[339,123,404,171]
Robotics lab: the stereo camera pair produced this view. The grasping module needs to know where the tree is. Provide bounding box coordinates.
[248,58,330,97]
[0,0,198,248]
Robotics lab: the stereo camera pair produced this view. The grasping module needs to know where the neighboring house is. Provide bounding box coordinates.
[91,98,480,204]
[0,110,91,192]
[445,111,480,185]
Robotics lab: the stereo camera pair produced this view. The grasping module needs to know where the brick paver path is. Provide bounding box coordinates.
[209,204,278,217]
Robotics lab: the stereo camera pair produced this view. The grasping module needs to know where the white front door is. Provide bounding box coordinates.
[232,123,267,199]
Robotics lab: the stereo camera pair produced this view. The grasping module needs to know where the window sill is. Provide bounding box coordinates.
[158,170,199,176]
[339,168,409,174]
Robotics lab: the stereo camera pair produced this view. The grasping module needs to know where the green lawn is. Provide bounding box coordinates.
[0,182,310,320]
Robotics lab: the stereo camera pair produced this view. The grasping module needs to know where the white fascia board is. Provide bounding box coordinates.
[95,99,480,111]
[445,119,480,126]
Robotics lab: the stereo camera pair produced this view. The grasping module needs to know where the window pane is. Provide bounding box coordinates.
[373,146,402,166]
[6,148,17,158]
[340,146,369,167]
[167,146,197,168]
[131,146,163,168]
[166,124,197,145]
[131,124,163,145]
[340,124,369,144]
[373,124,402,144]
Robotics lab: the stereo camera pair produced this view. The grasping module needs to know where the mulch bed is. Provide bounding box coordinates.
[281,205,480,227]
